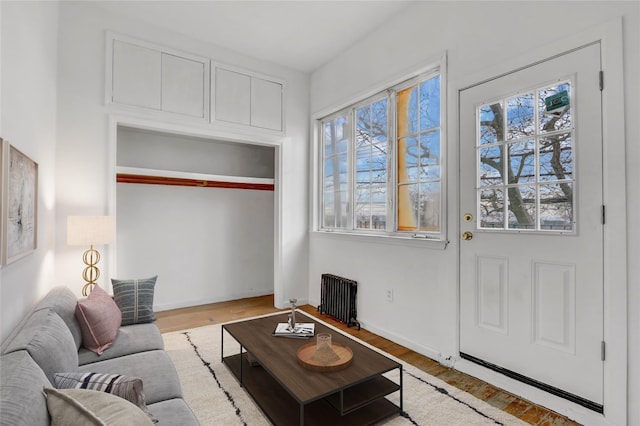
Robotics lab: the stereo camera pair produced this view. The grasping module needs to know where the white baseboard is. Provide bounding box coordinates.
[154,289,275,312]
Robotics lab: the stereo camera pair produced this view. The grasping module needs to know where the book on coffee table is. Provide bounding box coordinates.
[272,322,315,338]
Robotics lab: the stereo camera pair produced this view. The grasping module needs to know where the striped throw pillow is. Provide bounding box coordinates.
[111,276,157,326]
[53,372,157,423]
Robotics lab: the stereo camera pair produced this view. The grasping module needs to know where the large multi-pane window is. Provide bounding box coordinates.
[320,69,443,239]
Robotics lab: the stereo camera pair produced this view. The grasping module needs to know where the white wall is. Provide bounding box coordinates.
[54,2,309,307]
[309,1,638,424]
[0,1,58,339]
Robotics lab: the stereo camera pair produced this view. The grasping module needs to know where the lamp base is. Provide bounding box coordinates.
[82,282,96,297]
[81,245,101,296]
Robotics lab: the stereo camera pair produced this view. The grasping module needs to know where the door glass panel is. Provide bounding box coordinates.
[480,103,502,145]
[539,134,573,181]
[480,146,503,186]
[539,82,572,132]
[476,81,574,232]
[540,183,573,230]
[480,188,505,228]
[508,140,535,184]
[507,92,535,140]
[507,185,536,229]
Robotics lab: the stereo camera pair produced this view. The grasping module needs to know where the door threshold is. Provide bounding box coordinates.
[459,352,603,413]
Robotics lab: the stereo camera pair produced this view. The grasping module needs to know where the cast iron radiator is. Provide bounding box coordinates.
[318,274,361,330]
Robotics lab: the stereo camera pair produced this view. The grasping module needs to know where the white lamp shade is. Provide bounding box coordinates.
[67,216,115,246]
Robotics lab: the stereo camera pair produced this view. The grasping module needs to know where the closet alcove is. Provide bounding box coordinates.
[115,125,275,311]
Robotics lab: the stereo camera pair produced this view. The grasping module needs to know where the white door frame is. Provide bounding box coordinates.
[452,18,627,425]
[106,114,288,311]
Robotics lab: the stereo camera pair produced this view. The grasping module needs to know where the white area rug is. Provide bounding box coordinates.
[163,312,527,426]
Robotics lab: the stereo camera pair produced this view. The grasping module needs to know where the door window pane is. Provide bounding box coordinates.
[539,134,573,181]
[507,93,535,140]
[508,140,535,184]
[480,188,504,228]
[540,183,573,230]
[480,145,503,187]
[480,102,503,145]
[539,82,572,132]
[507,185,536,229]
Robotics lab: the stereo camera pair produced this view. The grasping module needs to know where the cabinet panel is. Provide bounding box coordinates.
[162,53,206,118]
[251,78,283,131]
[215,68,251,125]
[112,40,161,109]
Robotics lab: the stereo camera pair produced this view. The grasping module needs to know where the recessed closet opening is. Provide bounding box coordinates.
[114,125,276,312]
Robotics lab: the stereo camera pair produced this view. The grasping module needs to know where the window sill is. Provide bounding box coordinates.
[310,230,450,250]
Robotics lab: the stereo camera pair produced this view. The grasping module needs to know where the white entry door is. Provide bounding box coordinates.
[459,43,604,409]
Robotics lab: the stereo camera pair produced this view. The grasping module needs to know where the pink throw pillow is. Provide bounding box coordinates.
[75,285,122,355]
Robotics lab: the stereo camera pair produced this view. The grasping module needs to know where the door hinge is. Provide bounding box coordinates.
[602,205,606,225]
[601,341,606,361]
[599,71,604,91]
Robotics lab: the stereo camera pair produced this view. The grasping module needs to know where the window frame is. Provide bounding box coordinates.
[315,60,447,244]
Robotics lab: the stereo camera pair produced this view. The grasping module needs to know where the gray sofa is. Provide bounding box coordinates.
[0,286,199,425]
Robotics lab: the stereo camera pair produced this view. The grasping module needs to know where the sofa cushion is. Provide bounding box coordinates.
[34,286,83,350]
[0,351,51,426]
[1,287,83,356]
[78,323,164,366]
[148,398,200,425]
[78,350,183,404]
[54,372,157,423]
[2,309,78,383]
[44,387,153,426]
[111,276,157,326]
[76,285,122,355]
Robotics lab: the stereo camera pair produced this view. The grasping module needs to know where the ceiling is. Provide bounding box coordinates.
[89,1,413,73]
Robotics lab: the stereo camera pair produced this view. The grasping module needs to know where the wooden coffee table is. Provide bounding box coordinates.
[221,311,402,426]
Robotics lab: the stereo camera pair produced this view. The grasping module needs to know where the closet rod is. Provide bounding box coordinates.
[116,174,274,191]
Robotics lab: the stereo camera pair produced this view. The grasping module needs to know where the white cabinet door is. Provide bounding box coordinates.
[162,53,206,118]
[251,78,282,131]
[213,65,284,132]
[215,68,251,125]
[112,40,161,109]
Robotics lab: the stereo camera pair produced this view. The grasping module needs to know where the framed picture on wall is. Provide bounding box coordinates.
[1,139,38,265]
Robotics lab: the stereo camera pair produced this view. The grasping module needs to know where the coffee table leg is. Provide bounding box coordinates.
[220,328,224,363]
[240,343,244,387]
[300,404,304,426]
[400,365,404,413]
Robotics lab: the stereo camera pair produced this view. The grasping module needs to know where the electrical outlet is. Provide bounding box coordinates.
[385,288,393,302]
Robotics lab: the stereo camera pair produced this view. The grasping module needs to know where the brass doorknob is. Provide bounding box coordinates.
[462,231,473,241]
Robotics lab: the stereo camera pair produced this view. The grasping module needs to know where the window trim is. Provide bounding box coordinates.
[313,55,447,245]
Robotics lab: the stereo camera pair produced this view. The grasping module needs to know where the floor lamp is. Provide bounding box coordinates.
[67,216,115,296]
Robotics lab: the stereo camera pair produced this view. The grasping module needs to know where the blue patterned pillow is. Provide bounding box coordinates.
[111,276,157,326]
[53,372,157,423]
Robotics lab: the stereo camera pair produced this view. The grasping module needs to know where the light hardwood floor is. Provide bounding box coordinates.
[155,295,580,426]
